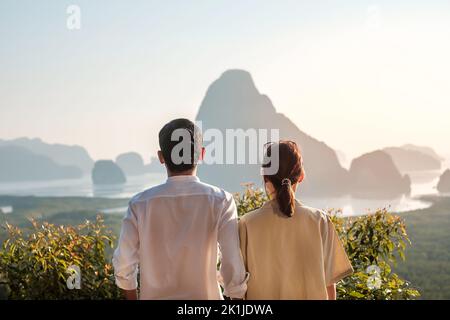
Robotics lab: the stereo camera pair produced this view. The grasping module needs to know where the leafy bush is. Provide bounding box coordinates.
[0,215,121,299]
[235,183,269,218]
[0,185,420,300]
[330,210,420,299]
[234,184,420,300]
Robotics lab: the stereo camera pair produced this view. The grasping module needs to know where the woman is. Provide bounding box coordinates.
[239,141,353,300]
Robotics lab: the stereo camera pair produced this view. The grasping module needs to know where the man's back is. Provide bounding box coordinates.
[112,175,247,299]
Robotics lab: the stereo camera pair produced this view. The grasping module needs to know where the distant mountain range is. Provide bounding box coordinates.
[438,169,450,193]
[349,150,411,198]
[196,70,349,196]
[401,144,445,161]
[196,69,444,197]
[383,146,442,172]
[116,152,147,176]
[0,137,164,183]
[91,153,164,185]
[115,152,164,176]
[92,160,126,185]
[0,70,445,195]
[0,145,82,182]
[0,137,93,173]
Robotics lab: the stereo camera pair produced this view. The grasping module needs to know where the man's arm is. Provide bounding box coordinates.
[112,204,140,299]
[217,194,248,299]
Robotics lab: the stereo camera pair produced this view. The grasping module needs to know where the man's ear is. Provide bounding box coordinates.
[157,150,165,164]
[199,147,206,161]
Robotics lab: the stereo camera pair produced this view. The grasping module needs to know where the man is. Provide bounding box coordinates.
[112,118,248,300]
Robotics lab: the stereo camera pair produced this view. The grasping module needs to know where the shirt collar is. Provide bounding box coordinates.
[263,198,303,211]
[166,175,200,183]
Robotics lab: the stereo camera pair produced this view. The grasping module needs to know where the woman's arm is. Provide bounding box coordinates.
[327,283,336,300]
[123,289,138,300]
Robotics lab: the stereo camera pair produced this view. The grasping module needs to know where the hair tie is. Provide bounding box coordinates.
[281,178,291,186]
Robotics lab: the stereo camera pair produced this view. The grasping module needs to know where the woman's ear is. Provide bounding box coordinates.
[157,150,165,164]
[298,170,305,183]
[264,180,276,199]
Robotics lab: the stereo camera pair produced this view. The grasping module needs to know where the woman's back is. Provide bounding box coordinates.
[239,199,353,300]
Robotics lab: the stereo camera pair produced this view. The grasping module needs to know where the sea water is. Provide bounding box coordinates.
[0,169,446,217]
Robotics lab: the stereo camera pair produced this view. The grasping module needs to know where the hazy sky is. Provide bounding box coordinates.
[1,0,449,162]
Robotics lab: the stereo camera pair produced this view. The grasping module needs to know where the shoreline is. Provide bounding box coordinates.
[0,192,437,215]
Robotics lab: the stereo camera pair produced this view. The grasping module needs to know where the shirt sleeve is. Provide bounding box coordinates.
[322,214,353,286]
[217,193,249,299]
[112,202,140,290]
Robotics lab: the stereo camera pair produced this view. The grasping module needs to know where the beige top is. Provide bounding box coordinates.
[239,199,353,300]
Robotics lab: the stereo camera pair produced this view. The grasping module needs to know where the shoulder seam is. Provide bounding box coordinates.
[130,192,229,204]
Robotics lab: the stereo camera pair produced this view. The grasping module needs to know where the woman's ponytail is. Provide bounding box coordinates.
[277,178,295,217]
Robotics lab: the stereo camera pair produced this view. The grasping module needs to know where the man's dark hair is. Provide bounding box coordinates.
[158,118,203,173]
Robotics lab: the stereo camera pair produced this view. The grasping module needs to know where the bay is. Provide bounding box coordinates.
[0,169,444,217]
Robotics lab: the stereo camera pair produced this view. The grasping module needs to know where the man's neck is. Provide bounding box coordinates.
[167,169,197,178]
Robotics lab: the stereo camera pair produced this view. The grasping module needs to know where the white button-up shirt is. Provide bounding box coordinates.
[112,175,248,299]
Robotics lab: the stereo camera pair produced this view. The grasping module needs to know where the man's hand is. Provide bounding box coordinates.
[123,289,138,300]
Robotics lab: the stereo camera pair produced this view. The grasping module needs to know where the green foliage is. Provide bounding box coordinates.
[0,195,127,249]
[395,196,450,299]
[330,210,420,299]
[0,187,424,300]
[234,184,420,300]
[0,216,121,300]
[235,183,269,218]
